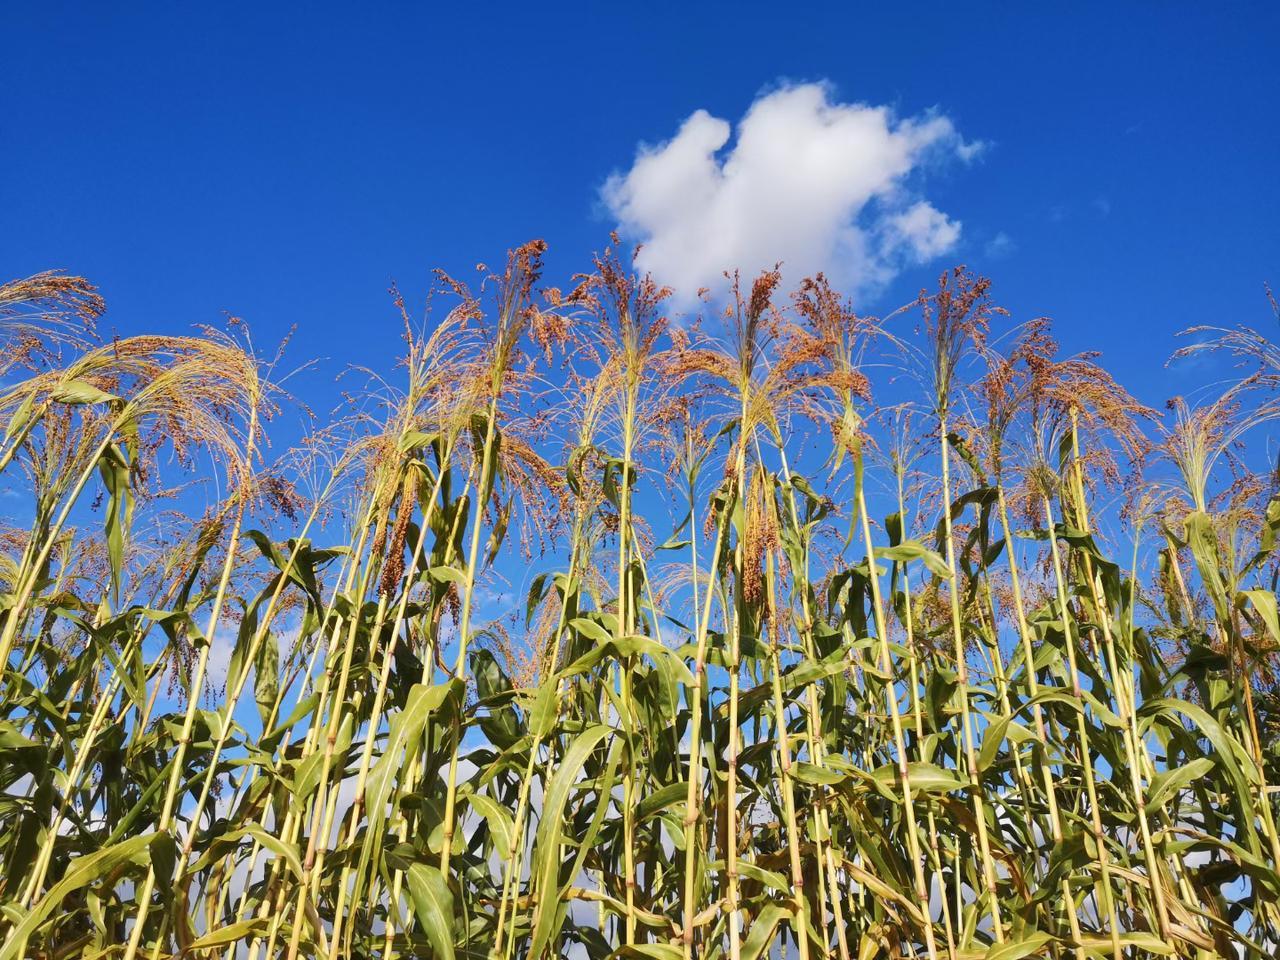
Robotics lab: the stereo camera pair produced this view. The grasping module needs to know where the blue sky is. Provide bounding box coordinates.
[4,2,1279,423]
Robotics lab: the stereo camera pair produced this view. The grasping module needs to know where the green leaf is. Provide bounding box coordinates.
[1239,588,1280,645]
[3,390,37,442]
[1077,933,1174,956]
[356,680,463,888]
[1139,697,1252,792]
[873,761,965,796]
[977,713,1032,772]
[189,824,304,880]
[1184,511,1230,622]
[51,379,118,405]
[634,782,686,821]
[291,713,353,800]
[526,679,560,739]
[569,616,613,645]
[983,932,1053,960]
[528,723,612,958]
[466,789,516,861]
[254,628,280,729]
[428,565,468,586]
[792,761,845,786]
[0,721,39,752]
[740,903,788,960]
[184,919,269,950]
[405,863,455,960]
[558,634,694,687]
[0,835,151,960]
[875,540,952,579]
[1145,756,1213,811]
[610,946,683,960]
[732,860,791,892]
[526,572,551,626]
[97,442,133,600]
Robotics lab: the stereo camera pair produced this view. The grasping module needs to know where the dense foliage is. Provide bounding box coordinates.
[1,247,1279,960]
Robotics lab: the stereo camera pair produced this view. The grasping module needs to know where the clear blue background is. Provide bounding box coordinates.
[4,2,1278,414]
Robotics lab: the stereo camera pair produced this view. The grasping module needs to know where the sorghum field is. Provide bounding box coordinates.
[2,244,1278,960]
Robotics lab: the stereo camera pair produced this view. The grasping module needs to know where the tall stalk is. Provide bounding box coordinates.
[1041,490,1121,958]
[937,415,1005,944]
[118,397,261,960]
[763,549,812,960]
[856,456,941,960]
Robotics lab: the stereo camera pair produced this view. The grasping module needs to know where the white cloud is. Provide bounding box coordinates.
[205,629,235,692]
[984,230,1016,259]
[602,82,980,304]
[884,201,961,262]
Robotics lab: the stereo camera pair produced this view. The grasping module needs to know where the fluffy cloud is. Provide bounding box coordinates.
[602,83,979,304]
